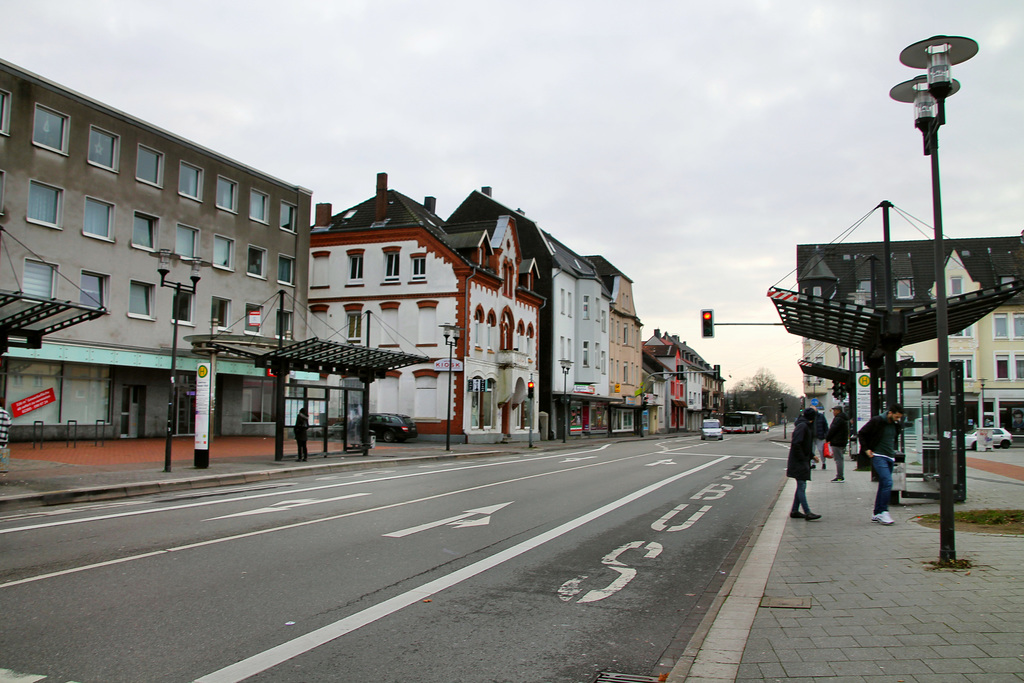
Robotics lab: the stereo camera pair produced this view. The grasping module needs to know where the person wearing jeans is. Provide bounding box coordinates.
[788,407,822,521]
[857,404,905,525]
[826,405,849,482]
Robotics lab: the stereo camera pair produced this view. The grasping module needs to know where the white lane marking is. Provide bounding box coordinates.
[651,504,713,532]
[0,445,612,536]
[0,668,48,682]
[0,448,669,589]
[382,502,513,538]
[204,493,372,520]
[645,459,676,467]
[557,575,588,601]
[561,456,597,462]
[578,566,636,603]
[194,455,731,683]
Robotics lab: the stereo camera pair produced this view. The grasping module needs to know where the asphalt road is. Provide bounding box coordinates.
[0,433,787,683]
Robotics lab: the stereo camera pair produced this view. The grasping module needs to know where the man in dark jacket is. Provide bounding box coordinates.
[825,405,850,483]
[812,407,829,470]
[787,407,822,520]
[857,404,905,525]
[294,408,309,462]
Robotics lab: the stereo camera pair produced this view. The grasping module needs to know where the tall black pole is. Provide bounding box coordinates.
[929,112,956,562]
[445,338,453,451]
[562,369,569,443]
[880,201,899,409]
[164,284,180,473]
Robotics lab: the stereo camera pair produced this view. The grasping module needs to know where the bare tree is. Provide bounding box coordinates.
[733,368,794,423]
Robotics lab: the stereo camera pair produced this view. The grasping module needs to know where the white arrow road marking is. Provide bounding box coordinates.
[561,456,597,462]
[382,502,513,538]
[651,504,713,532]
[578,566,637,603]
[205,493,371,520]
[645,459,676,467]
[557,575,588,602]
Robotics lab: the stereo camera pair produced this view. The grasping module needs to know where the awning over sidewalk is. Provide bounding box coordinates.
[0,289,106,354]
[799,359,853,384]
[201,336,428,377]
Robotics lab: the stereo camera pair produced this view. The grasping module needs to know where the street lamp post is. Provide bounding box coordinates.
[157,249,202,473]
[891,35,978,563]
[559,358,572,443]
[440,323,461,451]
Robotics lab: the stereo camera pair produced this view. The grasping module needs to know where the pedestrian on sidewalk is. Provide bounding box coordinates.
[294,408,309,462]
[811,406,828,470]
[826,404,849,482]
[788,407,822,520]
[857,404,904,525]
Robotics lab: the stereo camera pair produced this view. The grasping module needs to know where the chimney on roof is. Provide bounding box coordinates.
[654,328,660,338]
[424,196,437,214]
[481,186,492,197]
[375,172,388,222]
[314,203,333,227]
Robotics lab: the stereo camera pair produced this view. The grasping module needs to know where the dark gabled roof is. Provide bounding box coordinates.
[447,190,539,233]
[796,235,1024,307]
[318,189,448,238]
[544,232,601,281]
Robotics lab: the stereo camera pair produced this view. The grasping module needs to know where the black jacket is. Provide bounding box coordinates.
[294,412,309,441]
[787,416,815,481]
[857,414,901,454]
[825,412,849,446]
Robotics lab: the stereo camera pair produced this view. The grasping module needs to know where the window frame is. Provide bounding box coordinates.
[213,234,235,271]
[135,145,163,187]
[24,260,56,298]
[0,88,10,135]
[279,201,297,232]
[348,253,364,283]
[172,288,195,325]
[0,170,5,216]
[246,245,267,279]
[27,180,63,228]
[411,255,426,281]
[211,297,231,331]
[178,161,203,201]
[216,176,238,212]
[79,270,108,309]
[175,224,199,259]
[32,104,69,154]
[277,254,295,286]
[244,303,262,334]
[83,196,115,240]
[128,280,155,319]
[384,251,400,281]
[87,126,120,171]
[993,313,1009,340]
[249,189,269,223]
[132,212,158,251]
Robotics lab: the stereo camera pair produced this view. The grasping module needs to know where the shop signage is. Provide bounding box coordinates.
[11,388,56,418]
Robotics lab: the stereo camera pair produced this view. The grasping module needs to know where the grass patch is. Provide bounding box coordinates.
[914,509,1024,535]
[925,558,974,571]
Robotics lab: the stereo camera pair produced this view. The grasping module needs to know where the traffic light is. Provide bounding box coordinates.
[779,398,786,414]
[832,381,847,401]
[700,309,714,338]
[527,380,535,398]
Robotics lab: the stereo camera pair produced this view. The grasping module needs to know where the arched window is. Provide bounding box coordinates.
[501,311,515,350]
[487,311,497,350]
[474,307,485,347]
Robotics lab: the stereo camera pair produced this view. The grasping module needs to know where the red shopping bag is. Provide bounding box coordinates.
[823,442,832,459]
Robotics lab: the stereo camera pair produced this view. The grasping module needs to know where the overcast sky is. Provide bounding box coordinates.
[4,1,1022,394]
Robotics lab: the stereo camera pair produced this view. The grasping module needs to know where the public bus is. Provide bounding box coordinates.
[722,411,763,434]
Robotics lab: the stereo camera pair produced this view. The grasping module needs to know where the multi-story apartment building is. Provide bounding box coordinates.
[586,255,644,431]
[643,330,724,431]
[307,175,542,443]
[796,236,1024,435]
[0,59,311,440]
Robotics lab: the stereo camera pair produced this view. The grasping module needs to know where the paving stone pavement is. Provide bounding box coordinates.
[676,448,1024,683]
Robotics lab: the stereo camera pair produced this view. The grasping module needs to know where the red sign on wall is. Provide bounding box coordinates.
[11,388,57,418]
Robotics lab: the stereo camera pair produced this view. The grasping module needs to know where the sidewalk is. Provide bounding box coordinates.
[673,451,1024,682]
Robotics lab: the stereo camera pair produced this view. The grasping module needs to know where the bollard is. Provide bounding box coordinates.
[66,420,78,448]
[33,421,44,449]
[94,420,106,446]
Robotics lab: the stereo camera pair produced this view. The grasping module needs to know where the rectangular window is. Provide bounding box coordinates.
[33,105,68,152]
[582,341,590,367]
[994,314,1008,339]
[83,197,113,239]
[277,255,294,285]
[567,292,572,317]
[80,271,106,308]
[172,289,194,324]
[128,281,153,317]
[211,297,230,330]
[28,180,62,227]
[1016,356,1024,382]
[347,312,362,342]
[560,288,565,314]
[280,202,297,232]
[951,324,973,338]
[384,252,400,280]
[216,177,237,211]
[132,213,157,249]
[857,279,872,293]
[24,261,55,298]
[349,254,364,282]
[896,279,912,299]
[250,190,268,222]
[1014,314,1024,339]
[0,89,10,134]
[175,224,197,259]
[950,276,963,296]
[178,162,203,200]
[213,235,234,270]
[245,304,262,334]
[0,170,5,216]
[136,146,163,186]
[996,354,1010,380]
[583,295,590,320]
[276,310,293,339]
[87,127,119,170]
[247,246,266,278]
[951,356,973,379]
[412,255,426,280]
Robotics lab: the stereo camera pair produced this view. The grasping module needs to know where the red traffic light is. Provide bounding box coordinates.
[700,309,714,338]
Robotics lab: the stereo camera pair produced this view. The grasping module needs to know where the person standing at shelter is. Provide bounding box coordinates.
[812,406,828,469]
[788,407,822,520]
[826,405,849,482]
[857,404,905,525]
[294,408,309,462]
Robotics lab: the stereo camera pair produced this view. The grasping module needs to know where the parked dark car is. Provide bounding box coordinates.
[369,413,418,442]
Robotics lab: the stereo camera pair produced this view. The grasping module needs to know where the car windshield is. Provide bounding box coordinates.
[703,420,719,428]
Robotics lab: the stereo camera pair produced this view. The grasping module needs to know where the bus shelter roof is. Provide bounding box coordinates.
[203,336,428,378]
[0,289,105,354]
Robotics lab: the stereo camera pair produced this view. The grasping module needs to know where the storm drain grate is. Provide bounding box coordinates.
[592,673,664,683]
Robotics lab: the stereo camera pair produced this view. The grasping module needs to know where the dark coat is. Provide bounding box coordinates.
[813,411,828,439]
[294,411,309,441]
[826,411,849,446]
[857,414,901,454]
[787,415,815,481]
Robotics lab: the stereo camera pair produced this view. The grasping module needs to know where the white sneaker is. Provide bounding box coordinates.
[876,511,894,525]
[871,514,881,523]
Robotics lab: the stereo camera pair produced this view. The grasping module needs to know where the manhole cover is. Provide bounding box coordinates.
[592,673,663,682]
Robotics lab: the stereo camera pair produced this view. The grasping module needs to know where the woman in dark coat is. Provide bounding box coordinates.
[788,407,822,520]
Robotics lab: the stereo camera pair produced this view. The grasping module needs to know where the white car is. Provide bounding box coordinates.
[762,422,770,432]
[701,419,723,441]
[964,428,1013,450]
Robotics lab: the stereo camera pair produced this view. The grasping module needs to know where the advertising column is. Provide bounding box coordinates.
[194,362,211,468]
